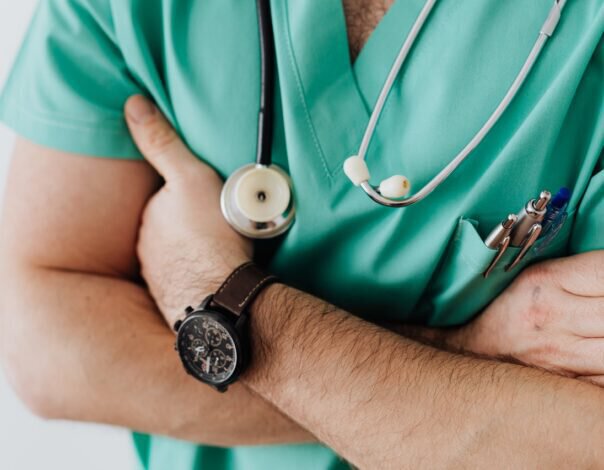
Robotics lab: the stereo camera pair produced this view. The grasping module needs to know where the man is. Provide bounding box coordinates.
[1,0,603,468]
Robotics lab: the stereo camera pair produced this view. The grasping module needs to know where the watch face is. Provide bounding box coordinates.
[177,311,240,386]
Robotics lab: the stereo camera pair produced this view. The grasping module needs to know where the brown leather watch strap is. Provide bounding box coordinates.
[211,262,277,316]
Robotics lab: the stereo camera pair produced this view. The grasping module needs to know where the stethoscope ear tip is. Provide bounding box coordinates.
[343,155,370,186]
[378,175,411,199]
[344,156,411,200]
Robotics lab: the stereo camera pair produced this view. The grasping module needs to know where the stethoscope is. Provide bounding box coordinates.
[221,0,568,239]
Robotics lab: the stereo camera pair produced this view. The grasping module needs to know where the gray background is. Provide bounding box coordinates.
[0,2,136,469]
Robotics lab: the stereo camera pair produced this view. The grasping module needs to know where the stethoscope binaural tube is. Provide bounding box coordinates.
[344,0,568,208]
[220,0,295,239]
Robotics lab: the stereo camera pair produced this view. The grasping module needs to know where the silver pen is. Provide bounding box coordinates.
[509,190,551,247]
[483,214,518,278]
[506,223,543,272]
[505,190,551,271]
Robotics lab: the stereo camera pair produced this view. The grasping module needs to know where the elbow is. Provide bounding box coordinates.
[1,354,59,421]
[0,316,62,420]
[0,265,62,420]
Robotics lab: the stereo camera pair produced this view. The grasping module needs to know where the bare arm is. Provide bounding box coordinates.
[0,138,313,446]
[244,283,604,468]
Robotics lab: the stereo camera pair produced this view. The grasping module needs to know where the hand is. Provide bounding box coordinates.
[125,95,252,327]
[449,251,604,385]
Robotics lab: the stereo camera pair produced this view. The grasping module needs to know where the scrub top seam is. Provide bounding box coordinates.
[282,0,333,181]
[4,93,128,131]
[13,110,127,133]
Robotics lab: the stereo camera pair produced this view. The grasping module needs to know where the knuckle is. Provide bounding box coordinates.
[515,270,558,332]
[530,342,571,375]
[593,252,604,282]
[536,342,560,362]
[523,301,552,332]
[143,121,179,155]
[521,261,553,286]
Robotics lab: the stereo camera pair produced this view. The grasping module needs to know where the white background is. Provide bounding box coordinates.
[0,2,137,469]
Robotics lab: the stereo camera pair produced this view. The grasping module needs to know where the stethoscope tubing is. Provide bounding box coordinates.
[256,0,275,167]
[358,0,567,207]
[220,0,295,240]
[356,0,437,164]
[222,0,569,240]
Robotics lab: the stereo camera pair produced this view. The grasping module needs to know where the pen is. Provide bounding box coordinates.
[483,214,518,278]
[504,190,551,270]
[532,187,571,255]
[510,190,550,247]
[540,187,571,236]
[506,223,543,271]
[485,214,518,249]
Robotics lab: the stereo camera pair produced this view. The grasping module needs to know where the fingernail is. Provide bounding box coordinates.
[127,96,156,124]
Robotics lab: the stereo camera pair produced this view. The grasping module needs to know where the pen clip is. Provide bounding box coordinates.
[483,235,511,279]
[505,223,542,272]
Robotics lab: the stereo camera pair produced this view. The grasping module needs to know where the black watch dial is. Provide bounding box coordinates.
[177,312,239,385]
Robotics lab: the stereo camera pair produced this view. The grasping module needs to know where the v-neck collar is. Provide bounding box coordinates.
[343,0,404,110]
[351,0,428,111]
[278,0,430,179]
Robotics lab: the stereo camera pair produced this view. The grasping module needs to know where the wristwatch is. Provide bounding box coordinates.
[173,262,276,392]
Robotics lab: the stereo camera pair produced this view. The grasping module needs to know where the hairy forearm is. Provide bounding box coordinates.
[0,263,313,446]
[382,322,455,349]
[243,284,604,469]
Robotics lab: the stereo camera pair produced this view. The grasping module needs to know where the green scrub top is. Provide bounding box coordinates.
[1,0,603,468]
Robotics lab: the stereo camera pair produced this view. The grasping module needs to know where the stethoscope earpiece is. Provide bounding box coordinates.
[343,155,370,186]
[221,164,295,239]
[378,175,411,199]
[343,156,411,200]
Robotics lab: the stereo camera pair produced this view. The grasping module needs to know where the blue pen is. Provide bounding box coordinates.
[534,187,571,254]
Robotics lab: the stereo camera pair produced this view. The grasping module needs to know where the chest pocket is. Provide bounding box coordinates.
[419,210,576,327]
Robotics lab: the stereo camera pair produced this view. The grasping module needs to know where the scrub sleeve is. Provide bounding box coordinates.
[0,0,142,158]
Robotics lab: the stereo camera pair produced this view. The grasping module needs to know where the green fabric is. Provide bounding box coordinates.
[1,0,603,468]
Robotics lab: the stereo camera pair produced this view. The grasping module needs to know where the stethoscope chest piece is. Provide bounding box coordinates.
[221,164,295,239]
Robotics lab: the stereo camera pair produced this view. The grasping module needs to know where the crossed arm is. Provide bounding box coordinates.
[2,130,604,468]
[0,139,311,446]
[245,283,604,468]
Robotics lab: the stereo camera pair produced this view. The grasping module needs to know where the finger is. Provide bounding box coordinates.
[125,95,200,181]
[577,375,604,388]
[558,292,604,338]
[544,251,604,298]
[561,338,604,376]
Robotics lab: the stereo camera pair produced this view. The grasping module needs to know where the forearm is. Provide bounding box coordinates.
[381,322,456,349]
[0,263,313,446]
[243,284,604,469]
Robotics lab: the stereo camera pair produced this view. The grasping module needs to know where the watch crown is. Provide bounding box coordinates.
[173,319,183,332]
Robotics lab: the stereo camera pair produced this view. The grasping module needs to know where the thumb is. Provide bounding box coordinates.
[125,95,198,180]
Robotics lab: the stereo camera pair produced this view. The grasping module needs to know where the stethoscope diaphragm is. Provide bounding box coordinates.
[221,164,295,239]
